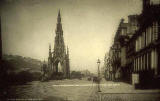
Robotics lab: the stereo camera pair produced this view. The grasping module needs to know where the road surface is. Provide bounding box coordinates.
[6,79,160,101]
[7,79,97,101]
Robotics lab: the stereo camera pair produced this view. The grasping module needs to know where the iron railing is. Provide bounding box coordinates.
[88,92,160,101]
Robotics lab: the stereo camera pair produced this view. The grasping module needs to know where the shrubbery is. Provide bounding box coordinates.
[70,71,84,79]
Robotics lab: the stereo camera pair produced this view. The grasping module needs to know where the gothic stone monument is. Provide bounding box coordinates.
[48,10,70,79]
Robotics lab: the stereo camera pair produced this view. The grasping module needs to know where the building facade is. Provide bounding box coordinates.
[123,15,139,83]
[104,0,160,88]
[48,11,70,79]
[104,49,114,80]
[131,0,160,88]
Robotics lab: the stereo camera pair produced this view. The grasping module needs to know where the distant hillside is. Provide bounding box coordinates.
[1,54,43,85]
[3,54,42,73]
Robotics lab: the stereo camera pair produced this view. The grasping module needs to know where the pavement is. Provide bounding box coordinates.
[93,79,160,101]
[100,79,160,93]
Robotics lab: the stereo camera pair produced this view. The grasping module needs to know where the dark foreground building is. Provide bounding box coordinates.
[131,0,160,88]
[48,10,70,79]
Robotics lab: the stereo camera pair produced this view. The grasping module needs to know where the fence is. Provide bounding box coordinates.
[88,92,160,101]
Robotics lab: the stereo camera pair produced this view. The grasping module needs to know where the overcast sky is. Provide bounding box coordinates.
[1,0,142,73]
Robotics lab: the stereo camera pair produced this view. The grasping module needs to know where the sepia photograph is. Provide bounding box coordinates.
[0,0,160,101]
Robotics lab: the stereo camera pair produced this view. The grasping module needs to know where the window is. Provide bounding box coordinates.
[146,29,148,46]
[136,39,138,51]
[139,36,142,50]
[138,57,139,72]
[153,21,158,40]
[142,32,145,48]
[121,28,127,36]
[148,52,151,70]
[134,59,136,72]
[148,27,151,44]
[146,53,148,70]
[143,55,145,71]
[141,56,143,71]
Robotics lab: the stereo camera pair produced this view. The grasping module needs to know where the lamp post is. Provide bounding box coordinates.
[97,59,101,92]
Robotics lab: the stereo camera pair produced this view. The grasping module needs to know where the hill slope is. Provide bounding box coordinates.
[1,54,43,85]
[3,54,42,73]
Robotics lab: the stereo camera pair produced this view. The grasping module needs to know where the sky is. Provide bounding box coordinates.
[1,0,142,73]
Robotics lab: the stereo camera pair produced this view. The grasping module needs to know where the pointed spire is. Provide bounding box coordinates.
[57,9,61,23]
[121,18,124,23]
[58,9,61,17]
[54,10,65,57]
[67,46,69,55]
[49,43,52,57]
[56,9,63,34]
[49,43,51,51]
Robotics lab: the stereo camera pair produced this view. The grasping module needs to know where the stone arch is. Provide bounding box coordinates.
[54,59,63,73]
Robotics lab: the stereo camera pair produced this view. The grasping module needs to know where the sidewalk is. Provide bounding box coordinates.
[99,79,160,93]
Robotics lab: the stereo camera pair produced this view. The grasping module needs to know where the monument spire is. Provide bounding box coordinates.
[48,10,70,79]
[54,10,65,56]
[57,9,61,23]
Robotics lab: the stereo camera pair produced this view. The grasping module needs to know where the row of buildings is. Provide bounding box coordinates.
[104,0,160,88]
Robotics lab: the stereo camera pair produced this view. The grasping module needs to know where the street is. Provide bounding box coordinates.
[7,79,160,101]
[8,79,97,101]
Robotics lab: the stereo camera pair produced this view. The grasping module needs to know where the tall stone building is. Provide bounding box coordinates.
[48,10,70,79]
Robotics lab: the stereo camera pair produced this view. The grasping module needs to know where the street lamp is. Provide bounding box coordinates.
[97,59,101,92]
